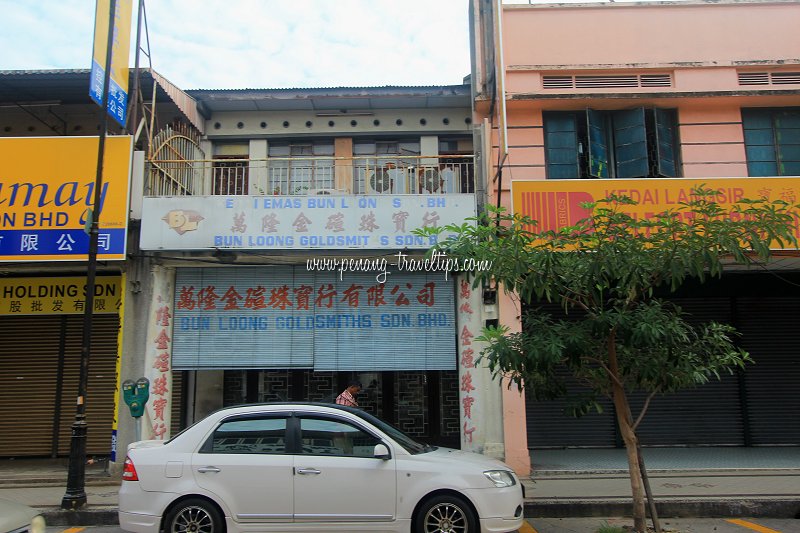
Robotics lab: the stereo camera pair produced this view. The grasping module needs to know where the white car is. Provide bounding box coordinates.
[0,498,45,533]
[119,403,524,533]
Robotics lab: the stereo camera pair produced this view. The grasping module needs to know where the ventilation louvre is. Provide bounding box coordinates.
[542,74,673,89]
[738,72,800,86]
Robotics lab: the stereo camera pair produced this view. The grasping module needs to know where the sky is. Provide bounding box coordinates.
[0,0,662,90]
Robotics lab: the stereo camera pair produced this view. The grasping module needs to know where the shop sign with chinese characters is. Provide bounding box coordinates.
[171,267,456,371]
[512,177,800,245]
[142,267,174,440]
[140,194,476,250]
[0,136,132,261]
[0,276,122,316]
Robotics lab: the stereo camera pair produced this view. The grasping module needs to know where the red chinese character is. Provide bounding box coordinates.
[359,212,380,232]
[155,305,171,326]
[463,422,476,443]
[462,395,475,419]
[416,281,435,307]
[231,211,247,233]
[197,286,219,310]
[292,213,312,232]
[460,325,474,346]
[459,302,474,315]
[460,348,475,368]
[461,371,476,393]
[152,397,168,421]
[154,329,171,350]
[244,286,267,310]
[341,284,364,308]
[460,279,471,300]
[316,284,337,308]
[294,285,314,310]
[176,286,196,310]
[152,375,169,396]
[367,284,387,307]
[262,213,280,233]
[221,286,243,310]
[268,285,293,309]
[153,352,170,372]
[391,284,411,306]
[758,187,772,200]
[152,422,167,440]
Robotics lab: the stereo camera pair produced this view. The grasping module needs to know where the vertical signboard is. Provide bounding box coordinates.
[89,0,133,127]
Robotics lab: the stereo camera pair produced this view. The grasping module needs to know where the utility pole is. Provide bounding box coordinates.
[61,0,117,510]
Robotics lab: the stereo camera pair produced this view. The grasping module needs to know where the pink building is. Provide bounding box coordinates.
[471,0,800,475]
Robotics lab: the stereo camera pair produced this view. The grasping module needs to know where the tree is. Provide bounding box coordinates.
[424,187,797,532]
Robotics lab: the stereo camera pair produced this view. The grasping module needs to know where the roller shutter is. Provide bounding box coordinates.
[736,297,800,445]
[0,315,119,457]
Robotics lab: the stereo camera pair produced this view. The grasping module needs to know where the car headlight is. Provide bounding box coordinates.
[483,469,516,488]
[30,515,46,533]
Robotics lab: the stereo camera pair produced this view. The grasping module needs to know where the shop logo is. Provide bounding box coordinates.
[520,191,593,232]
[162,209,205,235]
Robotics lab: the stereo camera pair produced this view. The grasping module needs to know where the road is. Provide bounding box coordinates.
[46,517,799,533]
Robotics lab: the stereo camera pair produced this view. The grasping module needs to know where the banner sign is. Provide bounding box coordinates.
[172,267,456,371]
[0,136,132,261]
[512,177,800,246]
[90,0,133,126]
[0,276,122,316]
[140,194,476,251]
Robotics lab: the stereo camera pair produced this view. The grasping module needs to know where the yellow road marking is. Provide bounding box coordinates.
[726,519,783,533]
[61,528,85,533]
[518,520,538,533]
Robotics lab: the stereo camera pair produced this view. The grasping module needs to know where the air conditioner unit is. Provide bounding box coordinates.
[365,168,394,194]
[418,167,442,194]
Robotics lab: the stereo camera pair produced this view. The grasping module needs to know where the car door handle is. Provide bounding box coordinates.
[296,468,321,475]
[197,466,221,473]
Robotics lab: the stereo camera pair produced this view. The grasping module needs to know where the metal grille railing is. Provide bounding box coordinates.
[146,155,474,196]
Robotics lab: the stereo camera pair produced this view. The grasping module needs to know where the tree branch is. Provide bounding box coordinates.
[632,390,657,431]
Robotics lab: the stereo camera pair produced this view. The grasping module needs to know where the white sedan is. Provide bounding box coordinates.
[119,403,524,533]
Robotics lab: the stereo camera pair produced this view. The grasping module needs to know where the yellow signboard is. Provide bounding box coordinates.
[0,136,132,262]
[0,276,122,316]
[512,177,800,247]
[90,0,133,126]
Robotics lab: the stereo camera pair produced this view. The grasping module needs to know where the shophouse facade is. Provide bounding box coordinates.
[132,84,508,465]
[0,69,201,460]
[471,0,800,474]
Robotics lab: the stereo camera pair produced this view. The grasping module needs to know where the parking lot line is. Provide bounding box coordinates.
[726,519,783,533]
[519,520,538,533]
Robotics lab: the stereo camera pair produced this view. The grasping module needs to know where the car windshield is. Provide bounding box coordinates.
[348,408,434,455]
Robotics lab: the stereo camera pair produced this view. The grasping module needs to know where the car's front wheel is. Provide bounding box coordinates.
[414,494,477,533]
[164,498,223,533]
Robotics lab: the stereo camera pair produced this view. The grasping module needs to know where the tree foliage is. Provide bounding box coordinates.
[422,186,797,532]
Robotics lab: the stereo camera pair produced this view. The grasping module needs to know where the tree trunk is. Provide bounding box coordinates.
[607,333,647,532]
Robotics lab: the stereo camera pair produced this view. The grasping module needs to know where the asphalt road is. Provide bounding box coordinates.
[45,517,799,533]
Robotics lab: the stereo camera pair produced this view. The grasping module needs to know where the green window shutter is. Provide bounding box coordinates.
[544,112,580,179]
[612,108,649,178]
[654,108,679,177]
[586,109,610,178]
[775,110,800,176]
[742,109,778,176]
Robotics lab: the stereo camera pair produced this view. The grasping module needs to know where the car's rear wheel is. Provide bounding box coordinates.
[414,494,477,533]
[164,498,223,533]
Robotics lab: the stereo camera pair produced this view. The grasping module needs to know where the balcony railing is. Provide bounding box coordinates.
[146,155,475,197]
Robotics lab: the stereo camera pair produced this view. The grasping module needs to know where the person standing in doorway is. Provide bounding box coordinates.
[335,380,362,407]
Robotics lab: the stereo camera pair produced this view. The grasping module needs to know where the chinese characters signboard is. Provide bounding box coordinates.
[89,0,133,127]
[0,276,122,316]
[140,194,476,251]
[512,177,800,246]
[142,266,173,440]
[172,267,456,371]
[0,136,132,261]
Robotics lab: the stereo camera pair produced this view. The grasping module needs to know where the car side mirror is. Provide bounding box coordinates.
[374,443,391,460]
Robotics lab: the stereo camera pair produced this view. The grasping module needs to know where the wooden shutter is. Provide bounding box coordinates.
[742,109,779,177]
[587,109,610,178]
[543,112,580,179]
[775,110,800,176]
[653,108,679,177]
[613,108,649,178]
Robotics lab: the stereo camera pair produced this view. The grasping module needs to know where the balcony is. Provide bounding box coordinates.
[146,155,475,197]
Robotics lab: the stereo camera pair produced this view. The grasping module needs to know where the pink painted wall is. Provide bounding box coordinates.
[502,2,800,70]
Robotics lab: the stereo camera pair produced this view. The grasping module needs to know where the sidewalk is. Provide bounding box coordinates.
[0,454,798,526]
